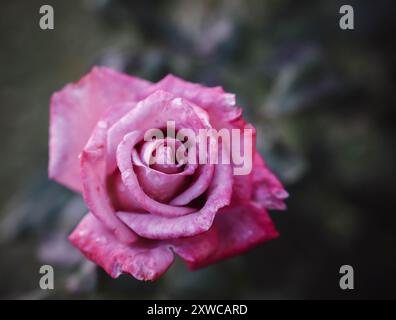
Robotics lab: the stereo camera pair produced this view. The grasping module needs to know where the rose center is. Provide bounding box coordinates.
[151,144,183,174]
[140,138,185,174]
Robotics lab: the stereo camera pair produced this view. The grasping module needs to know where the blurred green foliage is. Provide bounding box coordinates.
[0,0,395,299]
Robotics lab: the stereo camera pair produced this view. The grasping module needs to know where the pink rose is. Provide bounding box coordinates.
[49,67,287,281]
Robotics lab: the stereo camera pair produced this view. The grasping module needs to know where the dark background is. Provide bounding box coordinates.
[0,0,395,299]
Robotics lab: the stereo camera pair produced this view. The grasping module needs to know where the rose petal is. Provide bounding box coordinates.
[107,171,144,212]
[117,163,233,240]
[183,203,279,269]
[224,118,256,203]
[170,225,219,268]
[49,67,151,192]
[169,163,214,206]
[80,109,138,244]
[139,138,186,173]
[134,157,192,203]
[252,152,288,210]
[69,213,174,281]
[151,74,245,134]
[151,74,238,112]
[231,173,253,204]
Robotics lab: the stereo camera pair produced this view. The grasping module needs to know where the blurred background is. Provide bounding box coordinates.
[0,0,396,299]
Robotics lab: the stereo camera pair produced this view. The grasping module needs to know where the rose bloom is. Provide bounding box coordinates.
[49,67,288,281]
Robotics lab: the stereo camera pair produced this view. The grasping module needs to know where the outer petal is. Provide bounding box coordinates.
[180,203,279,269]
[49,67,151,192]
[80,103,139,244]
[225,114,288,210]
[229,120,256,203]
[69,213,174,281]
[170,225,219,268]
[184,102,258,205]
[252,152,289,210]
[151,75,240,118]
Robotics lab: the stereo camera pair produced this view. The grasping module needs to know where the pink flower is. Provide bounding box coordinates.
[49,67,288,281]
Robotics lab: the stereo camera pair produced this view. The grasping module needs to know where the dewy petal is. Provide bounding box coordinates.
[49,67,151,192]
[169,225,219,269]
[117,163,233,240]
[229,120,256,203]
[218,113,287,210]
[252,152,288,210]
[231,173,253,204]
[69,213,174,281]
[80,110,138,244]
[151,74,238,112]
[116,131,196,217]
[151,74,243,132]
[182,203,279,269]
